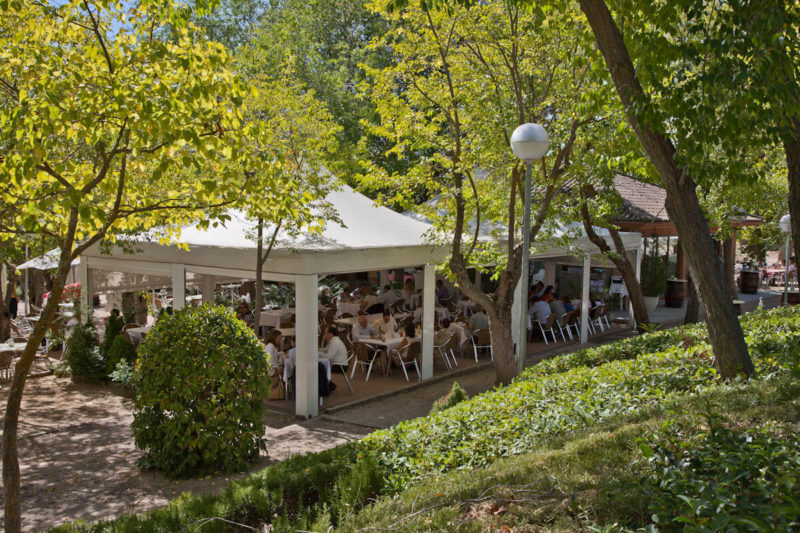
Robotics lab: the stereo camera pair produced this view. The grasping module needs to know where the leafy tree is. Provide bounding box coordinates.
[363,0,615,383]
[0,1,260,529]
[194,0,268,50]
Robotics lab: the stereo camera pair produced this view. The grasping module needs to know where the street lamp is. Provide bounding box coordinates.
[780,214,792,305]
[511,123,550,373]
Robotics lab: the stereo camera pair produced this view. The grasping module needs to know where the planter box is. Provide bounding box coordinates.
[665,279,687,308]
[643,295,660,313]
[740,270,760,294]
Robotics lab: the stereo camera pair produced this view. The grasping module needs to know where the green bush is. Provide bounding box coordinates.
[109,359,136,390]
[132,304,270,478]
[105,334,136,375]
[640,252,667,296]
[65,323,105,382]
[642,421,800,531]
[430,381,468,415]
[100,315,124,358]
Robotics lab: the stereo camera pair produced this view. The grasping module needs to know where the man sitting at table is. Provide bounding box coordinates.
[319,325,349,365]
[435,279,450,303]
[352,312,378,341]
[530,295,551,324]
[372,310,397,336]
[549,293,566,317]
[380,285,398,308]
[360,286,380,311]
[434,317,458,345]
[468,306,489,332]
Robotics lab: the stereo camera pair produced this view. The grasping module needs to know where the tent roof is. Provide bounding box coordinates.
[17,250,79,270]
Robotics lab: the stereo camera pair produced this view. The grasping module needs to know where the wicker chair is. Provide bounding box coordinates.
[471,328,492,362]
[392,341,421,381]
[433,332,454,370]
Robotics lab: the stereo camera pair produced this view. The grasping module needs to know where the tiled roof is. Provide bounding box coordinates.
[612,174,670,223]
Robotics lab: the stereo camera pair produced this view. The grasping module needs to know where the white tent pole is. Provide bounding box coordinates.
[78,256,90,324]
[421,263,435,380]
[24,242,30,315]
[295,274,319,417]
[172,264,186,310]
[580,254,591,344]
[630,246,642,329]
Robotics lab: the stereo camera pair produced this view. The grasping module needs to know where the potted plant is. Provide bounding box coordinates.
[738,258,760,295]
[640,252,667,313]
[665,276,687,308]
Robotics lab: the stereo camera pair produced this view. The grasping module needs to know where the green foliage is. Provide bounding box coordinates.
[132,305,270,478]
[49,443,385,532]
[100,315,124,358]
[639,252,667,297]
[109,359,136,390]
[430,381,468,415]
[105,335,137,376]
[363,306,800,491]
[65,323,105,382]
[642,421,800,531]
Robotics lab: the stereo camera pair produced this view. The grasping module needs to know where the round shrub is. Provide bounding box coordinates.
[100,314,124,358]
[66,322,106,382]
[132,304,270,477]
[105,334,137,375]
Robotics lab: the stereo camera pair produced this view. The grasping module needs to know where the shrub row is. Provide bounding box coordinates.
[52,306,800,532]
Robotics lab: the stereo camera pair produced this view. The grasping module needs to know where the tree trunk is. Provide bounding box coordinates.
[487,306,516,384]
[784,132,800,271]
[579,0,754,378]
[3,249,73,532]
[684,274,700,324]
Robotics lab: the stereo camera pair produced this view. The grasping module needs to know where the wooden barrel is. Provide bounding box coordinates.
[740,271,760,294]
[665,279,686,308]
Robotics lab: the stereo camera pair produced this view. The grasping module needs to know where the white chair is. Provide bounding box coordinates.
[535,314,559,345]
[433,333,454,370]
[331,352,354,394]
[350,342,382,382]
[392,341,421,381]
[471,328,493,362]
[556,313,573,341]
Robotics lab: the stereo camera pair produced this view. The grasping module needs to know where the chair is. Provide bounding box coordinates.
[365,303,384,315]
[12,337,27,343]
[0,350,14,380]
[323,307,337,325]
[471,328,492,362]
[393,299,406,313]
[350,342,383,382]
[340,312,355,319]
[397,315,413,331]
[331,352,354,394]
[535,314,558,345]
[556,313,573,341]
[433,333,453,370]
[596,304,611,330]
[392,341,421,381]
[445,331,461,365]
[122,323,140,331]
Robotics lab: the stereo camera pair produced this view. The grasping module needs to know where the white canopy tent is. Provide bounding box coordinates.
[20,183,642,417]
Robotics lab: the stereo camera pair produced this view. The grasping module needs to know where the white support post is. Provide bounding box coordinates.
[201,275,215,305]
[512,277,524,366]
[421,263,435,380]
[630,246,642,329]
[580,254,591,344]
[78,257,90,324]
[379,270,390,288]
[295,275,319,417]
[172,264,186,310]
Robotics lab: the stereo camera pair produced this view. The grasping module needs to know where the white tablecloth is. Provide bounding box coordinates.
[0,342,27,354]
[125,326,150,345]
[336,302,361,317]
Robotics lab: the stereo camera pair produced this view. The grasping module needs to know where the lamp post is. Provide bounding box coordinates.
[780,214,792,305]
[510,123,550,373]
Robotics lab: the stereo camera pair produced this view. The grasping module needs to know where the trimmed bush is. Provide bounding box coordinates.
[640,252,667,297]
[132,304,270,477]
[65,323,105,382]
[100,314,124,358]
[105,334,136,375]
[430,381,468,415]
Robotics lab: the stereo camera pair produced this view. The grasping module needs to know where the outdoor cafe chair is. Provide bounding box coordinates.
[122,323,140,331]
[0,350,15,380]
[323,308,337,325]
[536,314,559,345]
[433,333,454,370]
[12,336,27,343]
[350,341,383,382]
[471,328,493,362]
[593,304,610,332]
[557,313,573,341]
[331,352,354,394]
[445,332,460,365]
[392,341,421,381]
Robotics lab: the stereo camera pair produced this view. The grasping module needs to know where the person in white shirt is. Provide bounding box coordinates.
[360,286,380,311]
[468,307,490,331]
[352,312,378,340]
[380,285,398,308]
[400,279,415,304]
[413,306,424,325]
[264,329,283,371]
[372,310,397,336]
[319,325,348,365]
[549,293,566,317]
[530,295,551,324]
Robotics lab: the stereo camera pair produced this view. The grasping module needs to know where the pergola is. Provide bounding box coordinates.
[54,184,643,418]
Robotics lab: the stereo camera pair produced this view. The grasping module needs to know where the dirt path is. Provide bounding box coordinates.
[0,376,369,532]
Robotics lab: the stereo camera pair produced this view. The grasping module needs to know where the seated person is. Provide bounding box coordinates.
[434,317,458,345]
[468,306,490,332]
[236,301,254,327]
[435,279,450,303]
[264,329,283,370]
[395,322,419,352]
[400,279,415,303]
[319,325,348,365]
[372,310,397,336]
[561,295,574,313]
[530,295,551,324]
[352,312,379,340]
[381,285,398,308]
[350,283,368,299]
[531,281,545,298]
[549,293,566,317]
[360,286,380,311]
[413,306,425,325]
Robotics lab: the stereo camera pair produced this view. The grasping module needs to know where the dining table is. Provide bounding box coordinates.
[336,301,361,318]
[0,341,28,354]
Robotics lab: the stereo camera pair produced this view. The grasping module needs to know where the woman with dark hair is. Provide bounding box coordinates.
[264,329,283,368]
